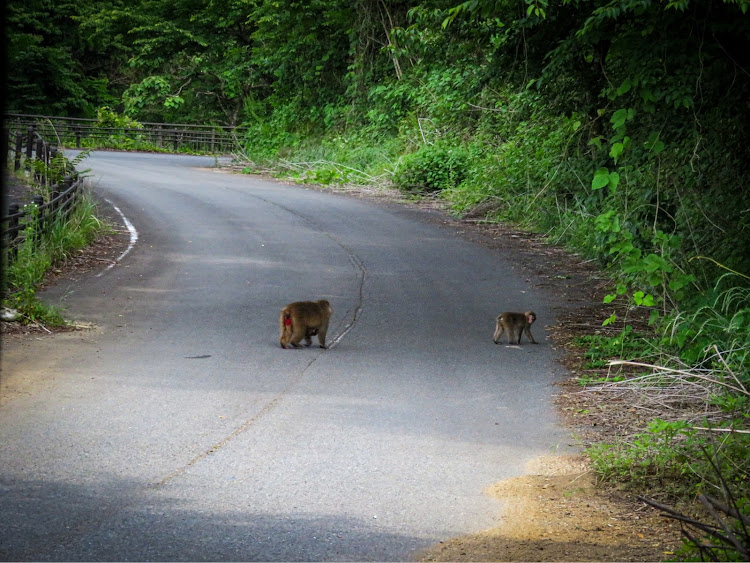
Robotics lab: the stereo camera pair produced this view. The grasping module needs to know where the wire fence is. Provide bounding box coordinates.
[2,113,247,266]
[3,120,84,265]
[4,113,247,154]
[1,175,84,263]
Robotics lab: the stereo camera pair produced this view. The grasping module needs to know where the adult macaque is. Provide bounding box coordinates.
[493,311,538,345]
[280,300,332,349]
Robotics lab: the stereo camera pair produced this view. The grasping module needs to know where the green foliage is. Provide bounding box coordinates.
[589,419,698,489]
[590,418,750,499]
[249,0,354,124]
[6,1,125,116]
[444,104,587,229]
[9,0,750,531]
[393,142,470,193]
[665,273,750,372]
[3,189,106,327]
[574,327,654,371]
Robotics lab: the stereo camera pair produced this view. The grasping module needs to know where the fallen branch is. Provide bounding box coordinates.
[692,426,750,434]
[608,360,750,397]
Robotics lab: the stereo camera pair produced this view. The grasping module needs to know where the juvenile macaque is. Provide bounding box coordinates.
[493,311,538,345]
[280,300,332,349]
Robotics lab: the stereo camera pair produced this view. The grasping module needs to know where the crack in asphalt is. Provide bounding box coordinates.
[151,351,320,488]
[248,192,367,351]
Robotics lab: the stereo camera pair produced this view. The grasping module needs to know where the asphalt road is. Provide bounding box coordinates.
[0,151,571,561]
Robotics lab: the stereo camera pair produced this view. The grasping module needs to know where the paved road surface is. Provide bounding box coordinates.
[0,151,570,561]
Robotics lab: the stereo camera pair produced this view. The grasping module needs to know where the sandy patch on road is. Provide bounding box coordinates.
[0,329,102,407]
[418,454,680,562]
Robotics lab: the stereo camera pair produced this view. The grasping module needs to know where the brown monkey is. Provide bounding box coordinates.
[280,300,332,349]
[493,311,538,345]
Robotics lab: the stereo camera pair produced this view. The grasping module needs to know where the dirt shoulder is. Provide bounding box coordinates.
[419,455,679,562]
[2,168,683,561]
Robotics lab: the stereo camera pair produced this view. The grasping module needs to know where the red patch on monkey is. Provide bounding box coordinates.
[284,316,292,326]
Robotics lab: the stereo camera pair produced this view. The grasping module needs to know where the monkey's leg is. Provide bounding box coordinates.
[524,327,538,344]
[289,328,306,348]
[317,326,329,349]
[513,328,523,345]
[492,324,505,344]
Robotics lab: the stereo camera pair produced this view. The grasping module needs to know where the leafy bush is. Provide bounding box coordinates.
[589,419,699,489]
[590,417,750,500]
[393,142,469,193]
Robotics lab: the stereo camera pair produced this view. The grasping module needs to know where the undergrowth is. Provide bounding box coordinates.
[2,185,106,327]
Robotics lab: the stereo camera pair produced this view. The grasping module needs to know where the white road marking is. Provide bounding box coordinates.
[97,200,138,276]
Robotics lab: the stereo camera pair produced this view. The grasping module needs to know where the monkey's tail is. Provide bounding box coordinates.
[280,312,293,348]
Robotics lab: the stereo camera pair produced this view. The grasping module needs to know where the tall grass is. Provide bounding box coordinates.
[3,186,106,326]
[665,273,750,375]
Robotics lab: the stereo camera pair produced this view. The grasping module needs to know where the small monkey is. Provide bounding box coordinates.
[280,300,332,349]
[493,311,538,345]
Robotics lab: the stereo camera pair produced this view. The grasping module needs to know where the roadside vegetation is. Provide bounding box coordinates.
[2,153,107,328]
[6,0,750,557]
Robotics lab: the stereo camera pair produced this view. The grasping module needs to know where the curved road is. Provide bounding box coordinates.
[0,151,570,561]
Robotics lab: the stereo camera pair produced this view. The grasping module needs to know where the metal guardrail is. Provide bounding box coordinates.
[4,113,247,154]
[3,119,85,263]
[4,121,67,187]
[2,113,246,264]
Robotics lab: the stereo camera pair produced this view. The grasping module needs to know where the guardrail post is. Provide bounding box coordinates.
[51,183,61,214]
[6,203,20,260]
[31,195,45,243]
[75,126,81,148]
[35,138,44,184]
[14,132,22,171]
[25,126,34,172]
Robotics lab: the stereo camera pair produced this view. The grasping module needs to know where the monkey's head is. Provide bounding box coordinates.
[525,311,536,324]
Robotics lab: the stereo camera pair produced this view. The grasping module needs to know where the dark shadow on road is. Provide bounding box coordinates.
[0,475,434,561]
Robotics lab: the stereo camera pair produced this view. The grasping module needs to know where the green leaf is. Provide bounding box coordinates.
[633,291,654,307]
[611,108,629,129]
[616,79,632,96]
[609,142,624,161]
[608,171,620,193]
[592,167,610,190]
[648,310,660,326]
[644,132,665,154]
